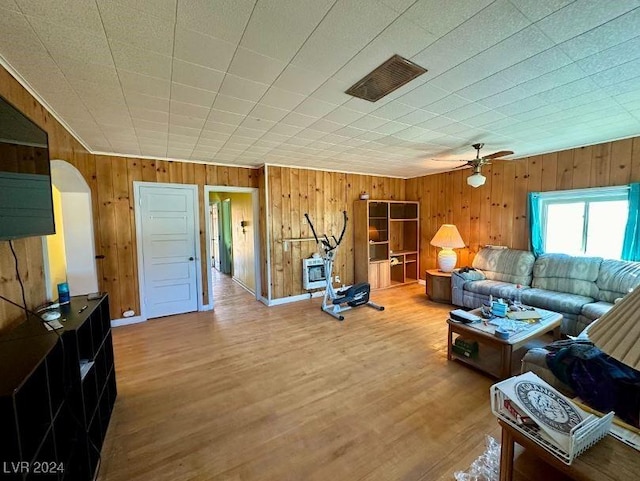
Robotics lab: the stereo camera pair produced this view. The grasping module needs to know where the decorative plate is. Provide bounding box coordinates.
[515,381,583,434]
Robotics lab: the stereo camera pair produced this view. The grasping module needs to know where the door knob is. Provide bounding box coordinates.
[189,257,194,261]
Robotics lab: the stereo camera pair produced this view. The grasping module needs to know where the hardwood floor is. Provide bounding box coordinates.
[98,282,570,481]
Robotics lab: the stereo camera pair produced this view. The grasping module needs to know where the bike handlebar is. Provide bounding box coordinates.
[303,210,348,252]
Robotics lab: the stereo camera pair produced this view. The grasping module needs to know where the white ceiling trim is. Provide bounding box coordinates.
[92,150,258,170]
[264,162,405,179]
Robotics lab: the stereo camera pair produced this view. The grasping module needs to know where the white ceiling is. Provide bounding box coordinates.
[1,0,640,178]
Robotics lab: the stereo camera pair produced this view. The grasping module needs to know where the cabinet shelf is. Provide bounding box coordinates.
[0,294,116,481]
[355,200,420,289]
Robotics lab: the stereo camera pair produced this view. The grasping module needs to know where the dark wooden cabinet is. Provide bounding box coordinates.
[425,269,452,303]
[0,295,116,480]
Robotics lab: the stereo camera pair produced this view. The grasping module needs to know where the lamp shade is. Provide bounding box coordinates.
[430,224,465,248]
[467,172,486,188]
[589,288,640,371]
[430,224,465,272]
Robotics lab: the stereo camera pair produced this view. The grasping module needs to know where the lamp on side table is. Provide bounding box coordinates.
[430,224,465,272]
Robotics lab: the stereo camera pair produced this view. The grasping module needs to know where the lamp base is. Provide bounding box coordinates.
[437,248,457,273]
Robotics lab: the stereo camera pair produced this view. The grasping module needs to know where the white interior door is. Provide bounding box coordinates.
[137,184,198,319]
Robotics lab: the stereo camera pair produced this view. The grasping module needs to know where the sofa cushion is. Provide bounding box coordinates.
[520,288,593,315]
[580,301,613,321]
[471,247,535,285]
[596,259,640,302]
[464,279,517,297]
[489,283,528,301]
[532,254,601,298]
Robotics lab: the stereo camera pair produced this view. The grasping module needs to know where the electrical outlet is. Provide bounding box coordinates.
[334,275,340,284]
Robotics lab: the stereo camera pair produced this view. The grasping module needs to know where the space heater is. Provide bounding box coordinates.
[302,257,326,290]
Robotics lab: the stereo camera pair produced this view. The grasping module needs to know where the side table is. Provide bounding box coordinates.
[498,418,640,481]
[425,269,452,303]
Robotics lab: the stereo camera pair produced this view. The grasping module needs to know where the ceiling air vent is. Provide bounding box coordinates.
[345,54,427,102]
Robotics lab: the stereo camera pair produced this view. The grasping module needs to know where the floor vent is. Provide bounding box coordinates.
[345,55,427,102]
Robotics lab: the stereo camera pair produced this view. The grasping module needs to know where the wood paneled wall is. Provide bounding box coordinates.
[4,61,640,325]
[0,64,258,329]
[266,166,404,300]
[258,167,268,299]
[91,156,258,319]
[406,136,640,274]
[226,192,255,292]
[0,66,93,332]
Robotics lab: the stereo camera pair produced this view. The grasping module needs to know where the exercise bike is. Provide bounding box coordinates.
[304,210,384,321]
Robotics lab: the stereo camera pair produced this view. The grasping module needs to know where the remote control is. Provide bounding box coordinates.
[450,309,481,324]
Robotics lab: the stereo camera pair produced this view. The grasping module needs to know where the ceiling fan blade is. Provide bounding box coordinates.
[452,163,472,170]
[483,150,514,160]
[431,158,474,163]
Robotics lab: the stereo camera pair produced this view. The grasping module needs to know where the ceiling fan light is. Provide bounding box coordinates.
[467,172,486,188]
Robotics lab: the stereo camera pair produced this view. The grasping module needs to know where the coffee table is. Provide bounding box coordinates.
[447,307,562,380]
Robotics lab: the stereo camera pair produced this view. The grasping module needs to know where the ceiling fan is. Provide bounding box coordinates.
[449,143,515,187]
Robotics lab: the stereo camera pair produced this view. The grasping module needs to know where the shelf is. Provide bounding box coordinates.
[449,332,553,379]
[80,360,94,381]
[356,199,419,289]
[0,294,116,481]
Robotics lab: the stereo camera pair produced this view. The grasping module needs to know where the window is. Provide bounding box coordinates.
[533,186,629,259]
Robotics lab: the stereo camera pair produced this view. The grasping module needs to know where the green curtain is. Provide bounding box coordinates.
[528,192,543,257]
[622,183,640,261]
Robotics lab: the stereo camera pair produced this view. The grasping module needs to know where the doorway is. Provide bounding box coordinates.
[219,198,233,275]
[134,182,201,319]
[210,202,221,271]
[204,186,261,309]
[43,160,99,301]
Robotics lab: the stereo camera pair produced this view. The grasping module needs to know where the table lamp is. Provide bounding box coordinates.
[430,224,465,272]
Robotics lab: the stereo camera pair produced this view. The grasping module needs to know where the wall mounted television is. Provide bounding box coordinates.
[0,94,54,240]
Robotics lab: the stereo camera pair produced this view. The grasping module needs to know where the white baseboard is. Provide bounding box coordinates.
[232,277,255,295]
[200,304,213,311]
[111,315,146,327]
[266,290,324,306]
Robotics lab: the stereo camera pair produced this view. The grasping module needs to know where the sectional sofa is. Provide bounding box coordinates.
[451,247,640,336]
